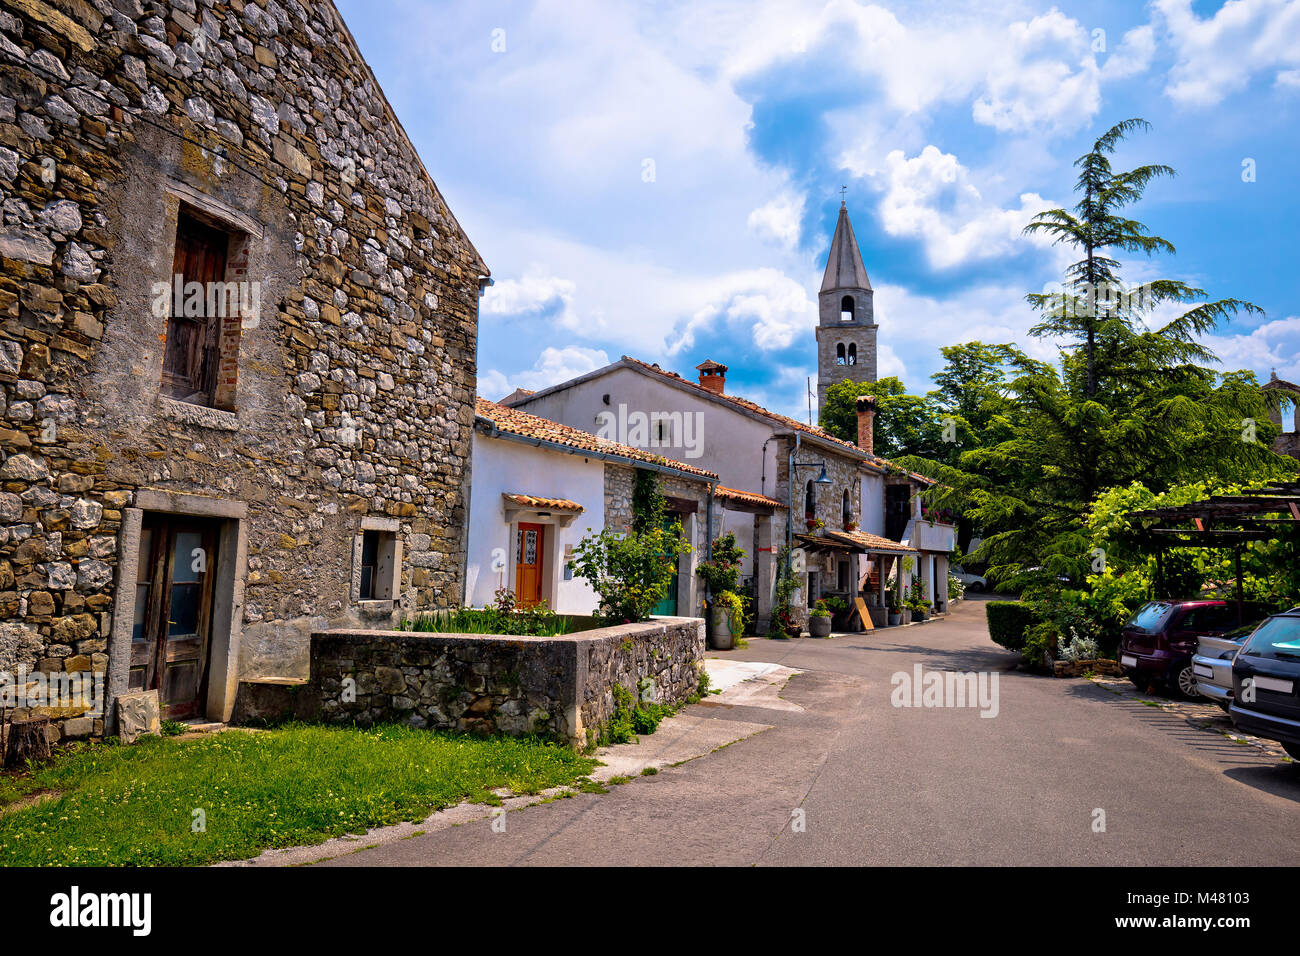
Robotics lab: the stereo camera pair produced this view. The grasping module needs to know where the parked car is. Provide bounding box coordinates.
[1193,622,1260,710]
[1229,609,1300,760]
[1119,600,1253,699]
[951,565,987,592]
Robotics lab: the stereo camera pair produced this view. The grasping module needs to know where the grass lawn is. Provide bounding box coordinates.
[0,723,598,866]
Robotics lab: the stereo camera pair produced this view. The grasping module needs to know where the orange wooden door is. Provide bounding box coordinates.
[515,523,544,606]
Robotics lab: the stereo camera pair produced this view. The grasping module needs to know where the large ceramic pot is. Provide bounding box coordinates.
[709,605,735,650]
[887,611,902,626]
[808,614,832,637]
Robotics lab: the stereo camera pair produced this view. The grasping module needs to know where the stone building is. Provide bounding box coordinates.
[0,0,486,736]
[815,201,877,409]
[467,398,715,616]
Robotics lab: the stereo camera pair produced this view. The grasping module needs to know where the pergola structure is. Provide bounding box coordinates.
[1124,478,1300,623]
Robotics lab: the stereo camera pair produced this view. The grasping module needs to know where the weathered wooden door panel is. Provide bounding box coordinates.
[133,517,219,719]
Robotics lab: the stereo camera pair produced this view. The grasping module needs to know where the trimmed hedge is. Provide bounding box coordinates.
[986,601,1042,651]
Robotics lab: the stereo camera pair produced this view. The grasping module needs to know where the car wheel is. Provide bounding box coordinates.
[1172,664,1199,700]
[1283,743,1300,762]
[968,582,984,593]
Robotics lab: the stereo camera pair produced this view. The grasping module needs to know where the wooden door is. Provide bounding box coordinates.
[130,516,219,719]
[515,523,544,606]
[163,213,228,405]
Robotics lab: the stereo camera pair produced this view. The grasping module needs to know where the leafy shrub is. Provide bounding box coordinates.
[696,532,744,595]
[572,523,685,625]
[986,601,1042,650]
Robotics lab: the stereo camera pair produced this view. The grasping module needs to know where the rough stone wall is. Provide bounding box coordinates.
[815,319,877,409]
[296,617,704,747]
[603,463,706,540]
[0,0,484,737]
[578,617,703,741]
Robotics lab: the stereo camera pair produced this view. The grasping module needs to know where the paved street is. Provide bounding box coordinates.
[320,596,1300,866]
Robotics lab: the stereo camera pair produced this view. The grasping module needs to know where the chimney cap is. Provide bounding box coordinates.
[696,359,728,373]
[855,393,878,412]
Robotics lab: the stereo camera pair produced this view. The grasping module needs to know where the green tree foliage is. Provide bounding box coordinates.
[819,376,947,460]
[893,119,1297,594]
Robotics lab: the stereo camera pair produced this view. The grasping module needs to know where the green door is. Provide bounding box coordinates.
[652,513,680,616]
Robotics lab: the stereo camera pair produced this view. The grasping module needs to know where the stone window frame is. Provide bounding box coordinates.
[157,179,264,427]
[106,491,249,731]
[351,516,403,611]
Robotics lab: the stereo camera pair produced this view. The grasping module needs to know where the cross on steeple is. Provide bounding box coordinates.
[840,184,847,204]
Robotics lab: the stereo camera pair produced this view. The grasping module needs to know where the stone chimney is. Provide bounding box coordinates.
[696,359,727,396]
[856,394,877,454]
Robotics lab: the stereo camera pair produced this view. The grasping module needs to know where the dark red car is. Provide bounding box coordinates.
[1119,600,1258,699]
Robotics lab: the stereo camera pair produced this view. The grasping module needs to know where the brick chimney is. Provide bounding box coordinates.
[696,359,727,396]
[856,394,877,454]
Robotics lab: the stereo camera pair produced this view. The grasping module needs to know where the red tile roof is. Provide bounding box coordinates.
[797,531,917,554]
[502,494,584,513]
[714,485,786,510]
[476,398,718,480]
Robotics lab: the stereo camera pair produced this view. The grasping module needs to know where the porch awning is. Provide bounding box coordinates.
[796,531,917,555]
[502,494,584,513]
[715,485,785,514]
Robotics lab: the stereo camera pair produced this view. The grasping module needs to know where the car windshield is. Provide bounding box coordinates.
[1240,616,1300,661]
[1128,602,1174,632]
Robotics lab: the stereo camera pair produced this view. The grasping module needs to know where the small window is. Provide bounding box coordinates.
[835,343,846,366]
[847,343,857,366]
[842,489,852,525]
[840,295,854,322]
[358,528,397,601]
[805,479,816,521]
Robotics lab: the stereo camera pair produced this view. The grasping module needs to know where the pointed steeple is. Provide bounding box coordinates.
[820,201,871,294]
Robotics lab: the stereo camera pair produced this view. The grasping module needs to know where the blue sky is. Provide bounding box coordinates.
[337,0,1300,420]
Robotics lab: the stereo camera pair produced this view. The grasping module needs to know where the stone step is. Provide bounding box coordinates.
[232,676,314,725]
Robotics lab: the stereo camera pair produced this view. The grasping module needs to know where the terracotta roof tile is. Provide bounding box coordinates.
[476,398,718,480]
[502,494,584,512]
[798,530,917,554]
[714,485,786,510]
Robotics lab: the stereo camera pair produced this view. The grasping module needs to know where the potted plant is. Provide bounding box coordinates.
[808,599,833,637]
[843,519,858,532]
[887,579,904,625]
[908,578,931,621]
[822,594,849,629]
[805,516,825,532]
[697,532,746,650]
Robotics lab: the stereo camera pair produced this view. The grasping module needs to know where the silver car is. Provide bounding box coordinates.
[1193,622,1259,709]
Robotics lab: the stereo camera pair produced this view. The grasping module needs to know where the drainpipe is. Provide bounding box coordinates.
[785,433,801,575]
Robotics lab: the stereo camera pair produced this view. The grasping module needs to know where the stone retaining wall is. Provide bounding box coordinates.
[259,616,705,748]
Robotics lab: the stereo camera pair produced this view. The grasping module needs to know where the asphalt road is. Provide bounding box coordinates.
[321,596,1300,866]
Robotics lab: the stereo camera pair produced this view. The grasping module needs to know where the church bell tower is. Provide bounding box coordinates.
[815,201,877,410]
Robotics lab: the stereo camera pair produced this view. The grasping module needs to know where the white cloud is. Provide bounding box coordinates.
[973,11,1101,134]
[480,268,581,329]
[747,190,806,249]
[666,268,817,354]
[872,145,1053,269]
[1157,0,1300,106]
[479,345,612,400]
[1203,315,1300,381]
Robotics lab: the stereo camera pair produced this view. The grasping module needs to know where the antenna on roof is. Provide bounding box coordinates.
[807,376,814,425]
